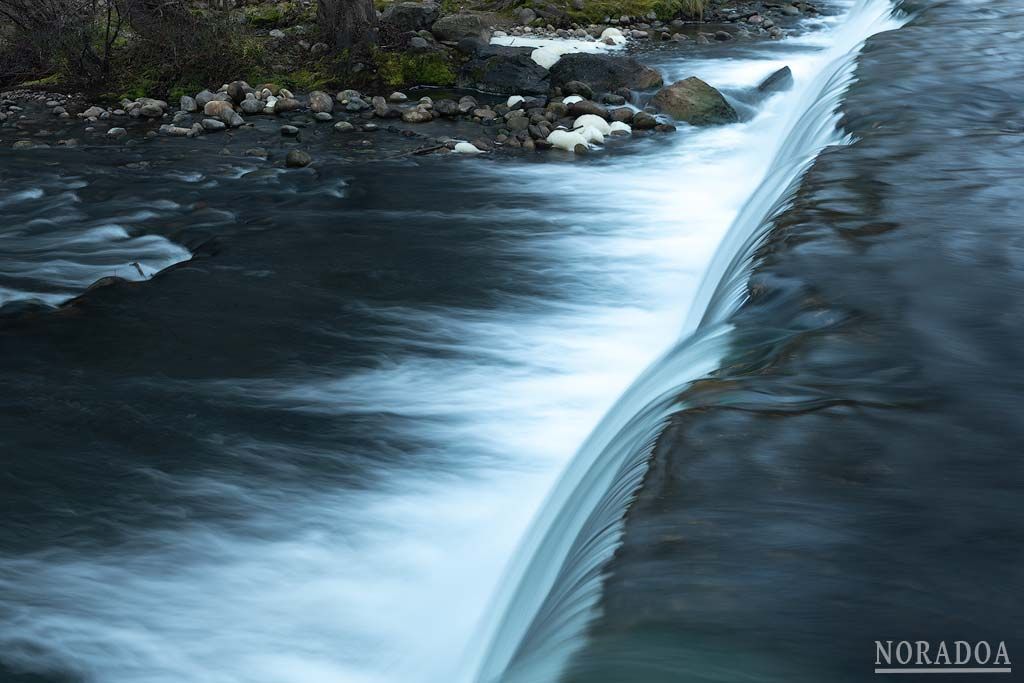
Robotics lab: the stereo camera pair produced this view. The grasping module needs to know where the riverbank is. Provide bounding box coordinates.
[0,0,820,161]
[566,0,1024,680]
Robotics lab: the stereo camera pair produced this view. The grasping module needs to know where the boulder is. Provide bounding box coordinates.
[227,80,249,103]
[285,149,312,167]
[568,99,608,118]
[402,107,433,123]
[308,90,334,113]
[195,89,225,108]
[180,95,198,113]
[563,80,594,99]
[204,100,235,123]
[240,98,264,115]
[757,66,794,94]
[372,96,403,118]
[650,77,738,126]
[431,12,492,42]
[434,98,459,116]
[514,7,536,25]
[381,1,440,33]
[333,121,356,132]
[201,118,227,131]
[549,53,663,93]
[458,53,550,95]
[274,98,302,114]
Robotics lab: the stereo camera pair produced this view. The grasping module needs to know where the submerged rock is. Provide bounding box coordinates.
[757,66,794,94]
[285,149,312,167]
[650,77,739,126]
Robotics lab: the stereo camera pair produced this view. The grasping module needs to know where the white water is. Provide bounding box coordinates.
[0,3,902,682]
[0,176,192,307]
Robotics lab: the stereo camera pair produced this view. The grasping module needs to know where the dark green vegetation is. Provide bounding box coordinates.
[0,0,706,101]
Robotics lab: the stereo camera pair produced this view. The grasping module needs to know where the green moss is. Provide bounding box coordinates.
[564,0,707,22]
[18,73,62,87]
[376,51,456,88]
[244,3,286,28]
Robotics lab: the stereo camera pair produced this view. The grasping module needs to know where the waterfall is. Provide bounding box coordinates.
[467,2,907,681]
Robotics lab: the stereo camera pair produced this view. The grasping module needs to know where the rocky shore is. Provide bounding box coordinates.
[1,0,813,163]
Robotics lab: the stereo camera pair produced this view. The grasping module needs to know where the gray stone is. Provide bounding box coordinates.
[381,1,440,33]
[650,77,738,126]
[550,53,663,92]
[308,90,334,113]
[202,118,227,131]
[432,12,492,42]
[240,98,263,115]
[280,125,300,136]
[107,127,127,137]
[180,95,198,113]
[333,121,356,132]
[314,111,334,121]
[285,149,312,167]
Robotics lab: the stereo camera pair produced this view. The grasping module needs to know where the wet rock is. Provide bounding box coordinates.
[314,112,334,122]
[757,66,794,93]
[227,81,249,103]
[714,30,733,41]
[195,90,223,108]
[107,127,127,137]
[204,100,235,123]
[434,99,459,117]
[201,118,227,131]
[333,121,356,132]
[402,107,433,123]
[389,91,408,102]
[632,111,658,129]
[180,95,198,113]
[372,96,403,118]
[280,125,300,136]
[285,149,312,167]
[650,77,739,126]
[458,52,550,95]
[563,80,594,99]
[550,53,663,93]
[274,98,302,114]
[309,90,334,113]
[568,100,609,118]
[780,4,800,15]
[381,1,440,33]
[432,12,492,42]
[609,107,635,123]
[245,147,269,157]
[240,98,263,115]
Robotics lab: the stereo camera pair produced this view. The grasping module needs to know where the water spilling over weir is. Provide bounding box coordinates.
[470,2,905,681]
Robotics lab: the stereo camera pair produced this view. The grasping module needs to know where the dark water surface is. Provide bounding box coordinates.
[570,1,1024,681]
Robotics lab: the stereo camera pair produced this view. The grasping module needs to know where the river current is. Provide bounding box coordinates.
[4,1,1017,682]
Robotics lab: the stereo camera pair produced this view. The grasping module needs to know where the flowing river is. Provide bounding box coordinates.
[3,0,1019,681]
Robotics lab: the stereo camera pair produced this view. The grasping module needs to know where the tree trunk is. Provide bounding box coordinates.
[318,0,378,54]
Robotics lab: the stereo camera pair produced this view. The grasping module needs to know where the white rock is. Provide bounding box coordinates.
[546,129,589,151]
[562,95,584,105]
[507,95,525,108]
[573,114,611,134]
[531,46,561,69]
[609,121,632,134]
[454,141,484,154]
[577,125,605,144]
[600,27,627,45]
